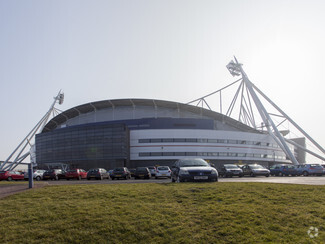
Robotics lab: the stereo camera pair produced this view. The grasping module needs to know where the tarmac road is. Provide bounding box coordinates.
[44,176,325,186]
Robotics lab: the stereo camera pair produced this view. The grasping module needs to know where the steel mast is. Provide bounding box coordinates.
[0,91,64,170]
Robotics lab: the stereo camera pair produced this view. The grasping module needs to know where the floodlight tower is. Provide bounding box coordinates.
[0,91,64,171]
[226,57,325,164]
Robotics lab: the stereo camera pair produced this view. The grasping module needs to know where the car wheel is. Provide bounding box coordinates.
[7,176,12,181]
[303,171,309,176]
[266,174,270,177]
[250,173,255,177]
[35,176,41,181]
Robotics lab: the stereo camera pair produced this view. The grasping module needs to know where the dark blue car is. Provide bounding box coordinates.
[269,164,298,176]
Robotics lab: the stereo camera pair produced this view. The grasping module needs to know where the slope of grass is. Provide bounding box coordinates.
[0,182,324,243]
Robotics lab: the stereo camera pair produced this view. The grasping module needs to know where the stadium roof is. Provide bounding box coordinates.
[42,98,260,133]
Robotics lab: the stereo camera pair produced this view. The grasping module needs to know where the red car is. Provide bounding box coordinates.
[0,171,24,181]
[65,169,87,180]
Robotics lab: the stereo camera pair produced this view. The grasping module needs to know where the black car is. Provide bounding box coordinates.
[87,168,110,180]
[129,168,136,177]
[171,158,218,182]
[134,167,151,179]
[43,169,66,180]
[110,167,131,180]
[218,164,243,177]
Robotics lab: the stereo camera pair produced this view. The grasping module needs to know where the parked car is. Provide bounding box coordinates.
[43,169,66,180]
[129,168,136,177]
[218,164,243,178]
[0,171,24,181]
[111,167,131,180]
[242,164,270,177]
[296,164,323,176]
[269,164,298,176]
[147,166,157,177]
[65,169,87,180]
[155,166,172,179]
[321,164,325,175]
[171,158,218,182]
[24,169,46,181]
[87,168,110,180]
[134,167,151,179]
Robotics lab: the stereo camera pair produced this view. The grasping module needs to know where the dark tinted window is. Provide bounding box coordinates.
[136,167,148,172]
[178,158,209,167]
[157,166,169,170]
[114,168,124,172]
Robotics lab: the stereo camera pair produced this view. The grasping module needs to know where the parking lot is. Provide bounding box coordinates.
[44,175,325,186]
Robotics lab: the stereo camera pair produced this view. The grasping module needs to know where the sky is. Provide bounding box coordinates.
[0,0,324,163]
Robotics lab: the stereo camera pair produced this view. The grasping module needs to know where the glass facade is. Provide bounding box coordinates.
[36,123,129,169]
[138,138,279,148]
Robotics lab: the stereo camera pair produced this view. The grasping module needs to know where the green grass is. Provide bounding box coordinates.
[0,181,29,185]
[0,182,325,243]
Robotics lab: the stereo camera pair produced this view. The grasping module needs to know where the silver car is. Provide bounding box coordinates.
[155,166,172,179]
[147,166,157,177]
[24,169,46,181]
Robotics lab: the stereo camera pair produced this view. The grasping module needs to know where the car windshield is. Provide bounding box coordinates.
[250,165,265,169]
[179,159,209,167]
[136,168,147,172]
[89,169,99,172]
[114,168,124,172]
[157,166,169,170]
[224,165,238,169]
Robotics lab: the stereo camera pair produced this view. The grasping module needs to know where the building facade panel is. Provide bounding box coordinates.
[36,123,129,169]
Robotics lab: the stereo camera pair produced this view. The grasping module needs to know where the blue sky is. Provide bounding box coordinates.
[0,0,324,162]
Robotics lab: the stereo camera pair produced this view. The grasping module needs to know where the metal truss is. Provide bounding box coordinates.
[0,91,64,171]
[188,57,325,164]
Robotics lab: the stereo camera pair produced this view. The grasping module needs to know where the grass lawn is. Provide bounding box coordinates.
[0,182,324,243]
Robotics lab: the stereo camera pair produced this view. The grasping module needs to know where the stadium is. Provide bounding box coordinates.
[3,59,323,172]
[34,98,294,170]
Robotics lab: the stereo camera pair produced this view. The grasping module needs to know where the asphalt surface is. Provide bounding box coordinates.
[44,176,325,185]
[1,176,325,199]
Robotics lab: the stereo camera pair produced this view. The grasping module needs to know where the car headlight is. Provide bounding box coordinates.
[211,169,218,175]
[179,169,189,175]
